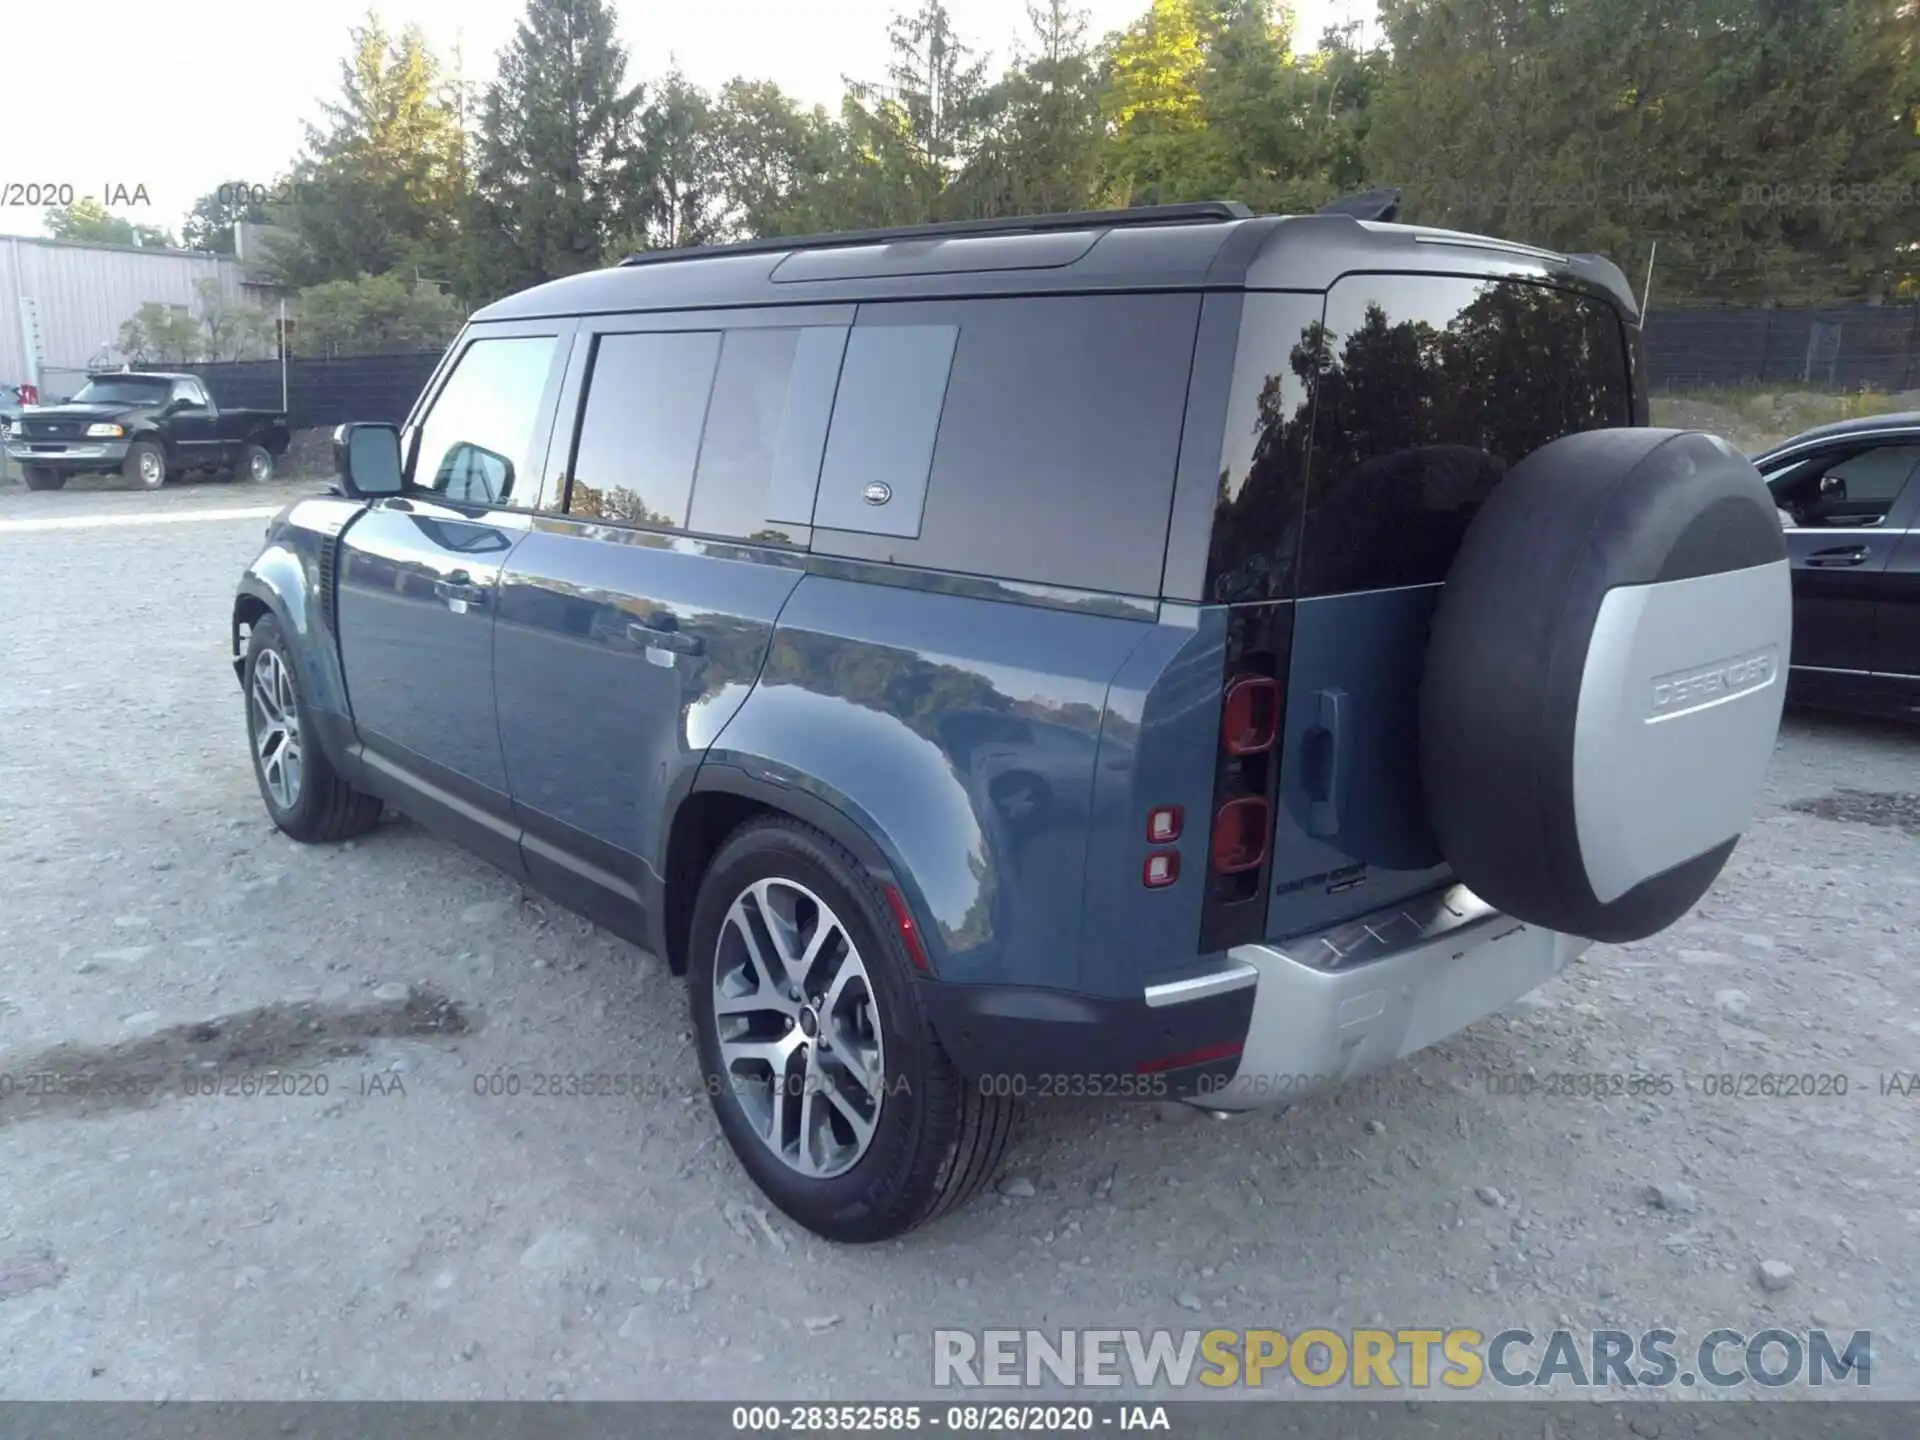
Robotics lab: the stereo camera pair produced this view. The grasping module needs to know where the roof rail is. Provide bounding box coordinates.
[617,201,1256,268]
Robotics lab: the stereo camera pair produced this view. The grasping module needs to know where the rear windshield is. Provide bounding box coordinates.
[71,376,172,405]
[1208,276,1632,602]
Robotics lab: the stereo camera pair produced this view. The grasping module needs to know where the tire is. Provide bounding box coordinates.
[21,466,65,491]
[688,818,1017,1243]
[243,615,384,843]
[237,444,275,484]
[1420,428,1790,943]
[123,439,166,491]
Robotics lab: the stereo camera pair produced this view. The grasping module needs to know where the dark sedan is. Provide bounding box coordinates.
[1755,412,1920,718]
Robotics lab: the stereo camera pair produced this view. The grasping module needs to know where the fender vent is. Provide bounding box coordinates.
[316,535,338,629]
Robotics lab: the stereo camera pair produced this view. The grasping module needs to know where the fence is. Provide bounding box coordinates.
[1642,302,1920,393]
[163,352,447,432]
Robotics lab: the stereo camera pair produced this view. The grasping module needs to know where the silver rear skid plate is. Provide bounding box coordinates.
[1147,885,1590,1110]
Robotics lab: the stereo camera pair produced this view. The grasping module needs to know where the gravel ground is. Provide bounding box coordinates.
[0,480,1916,1405]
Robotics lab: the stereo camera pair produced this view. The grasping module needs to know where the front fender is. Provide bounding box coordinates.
[233,497,365,724]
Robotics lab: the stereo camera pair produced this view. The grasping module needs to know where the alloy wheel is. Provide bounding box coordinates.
[250,648,303,809]
[139,449,163,486]
[711,877,887,1178]
[249,450,271,482]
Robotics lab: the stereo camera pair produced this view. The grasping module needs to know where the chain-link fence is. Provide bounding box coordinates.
[1643,303,1920,394]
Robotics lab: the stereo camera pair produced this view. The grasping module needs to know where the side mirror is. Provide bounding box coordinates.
[332,422,405,498]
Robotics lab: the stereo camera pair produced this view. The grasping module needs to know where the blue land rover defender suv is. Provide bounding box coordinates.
[234,202,1792,1242]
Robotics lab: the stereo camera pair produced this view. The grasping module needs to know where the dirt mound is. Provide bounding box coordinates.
[282,426,336,480]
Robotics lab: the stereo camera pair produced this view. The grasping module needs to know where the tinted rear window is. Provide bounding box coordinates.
[1207,276,1632,602]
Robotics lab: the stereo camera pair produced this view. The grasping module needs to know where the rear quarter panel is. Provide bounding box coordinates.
[705,572,1155,992]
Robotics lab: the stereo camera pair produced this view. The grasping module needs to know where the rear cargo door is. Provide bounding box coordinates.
[1266,272,1634,939]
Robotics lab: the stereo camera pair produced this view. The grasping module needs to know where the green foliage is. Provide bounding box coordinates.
[45,197,176,249]
[117,304,205,364]
[266,13,468,290]
[181,189,269,254]
[949,1,1105,217]
[114,280,275,363]
[469,0,645,294]
[1367,0,1920,302]
[245,0,1918,317]
[291,271,465,358]
[193,279,276,362]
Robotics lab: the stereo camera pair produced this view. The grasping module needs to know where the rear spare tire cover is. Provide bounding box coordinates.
[1420,428,1790,943]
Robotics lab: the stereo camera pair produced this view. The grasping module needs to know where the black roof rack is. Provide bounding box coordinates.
[617,201,1255,268]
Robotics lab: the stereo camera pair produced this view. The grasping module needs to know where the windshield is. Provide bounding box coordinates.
[71,377,172,405]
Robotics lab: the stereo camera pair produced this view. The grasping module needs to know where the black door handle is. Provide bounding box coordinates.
[1806,546,1869,568]
[1303,687,1352,839]
[627,619,703,656]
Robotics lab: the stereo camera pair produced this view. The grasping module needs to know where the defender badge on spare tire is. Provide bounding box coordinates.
[1420,428,1792,944]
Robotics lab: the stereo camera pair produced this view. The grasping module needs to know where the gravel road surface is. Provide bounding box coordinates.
[1,480,1915,1403]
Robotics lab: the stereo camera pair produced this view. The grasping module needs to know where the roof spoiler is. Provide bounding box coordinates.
[1316,187,1403,223]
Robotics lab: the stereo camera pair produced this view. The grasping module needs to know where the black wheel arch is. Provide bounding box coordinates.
[656,762,917,979]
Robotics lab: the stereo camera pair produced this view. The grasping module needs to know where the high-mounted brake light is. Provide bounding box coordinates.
[1221,676,1281,755]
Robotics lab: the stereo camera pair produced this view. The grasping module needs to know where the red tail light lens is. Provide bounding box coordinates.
[1221,676,1280,755]
[1210,796,1270,874]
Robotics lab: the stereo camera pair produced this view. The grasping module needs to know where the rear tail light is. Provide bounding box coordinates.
[1143,851,1181,888]
[1197,612,1293,952]
[1221,676,1280,754]
[1147,806,1184,843]
[1210,796,1270,874]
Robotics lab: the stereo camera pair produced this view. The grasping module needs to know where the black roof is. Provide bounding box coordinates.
[86,370,195,382]
[1753,411,1920,463]
[472,207,1639,325]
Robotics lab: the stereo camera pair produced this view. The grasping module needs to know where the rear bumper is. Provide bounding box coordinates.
[918,975,1254,1100]
[921,884,1587,1108]
[1200,884,1589,1111]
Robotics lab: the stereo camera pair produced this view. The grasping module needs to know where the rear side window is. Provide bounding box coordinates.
[810,293,1201,596]
[1295,275,1632,597]
[568,330,721,526]
[693,325,849,540]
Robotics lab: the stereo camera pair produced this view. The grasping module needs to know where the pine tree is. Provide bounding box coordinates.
[271,14,467,288]
[952,1,1104,216]
[470,0,646,295]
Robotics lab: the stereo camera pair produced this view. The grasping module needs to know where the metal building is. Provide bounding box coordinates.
[0,233,284,399]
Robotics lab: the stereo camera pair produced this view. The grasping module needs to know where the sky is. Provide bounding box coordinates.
[0,0,1372,242]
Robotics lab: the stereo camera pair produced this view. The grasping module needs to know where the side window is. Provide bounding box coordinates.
[413,335,558,506]
[688,325,847,541]
[1770,444,1920,528]
[810,293,1200,595]
[567,331,720,527]
[174,378,208,407]
[1293,275,1632,597]
[813,324,957,539]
